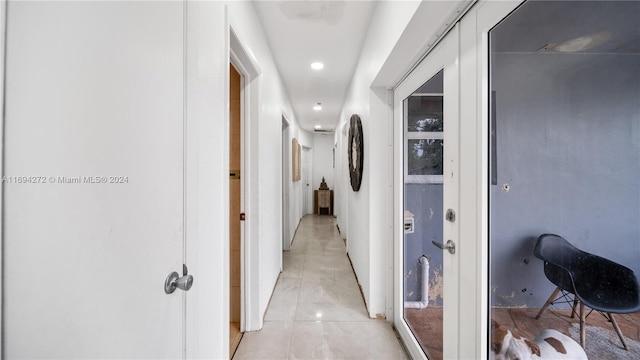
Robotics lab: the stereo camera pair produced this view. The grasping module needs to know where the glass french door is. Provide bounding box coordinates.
[394,25,460,360]
[484,0,640,358]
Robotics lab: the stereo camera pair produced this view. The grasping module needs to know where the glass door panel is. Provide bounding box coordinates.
[488,1,640,358]
[403,70,444,360]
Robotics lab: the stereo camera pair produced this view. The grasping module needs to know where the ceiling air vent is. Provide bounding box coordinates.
[314,129,332,133]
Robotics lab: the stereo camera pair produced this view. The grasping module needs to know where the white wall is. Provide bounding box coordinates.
[162,2,316,357]
[334,1,421,318]
[227,1,313,330]
[3,2,313,359]
[334,124,349,238]
[313,133,335,190]
[286,130,313,242]
[2,0,476,357]
[334,0,464,318]
[85,2,311,358]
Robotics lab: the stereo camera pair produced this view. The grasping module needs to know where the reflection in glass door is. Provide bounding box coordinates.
[394,25,459,360]
[488,1,640,358]
[403,70,445,360]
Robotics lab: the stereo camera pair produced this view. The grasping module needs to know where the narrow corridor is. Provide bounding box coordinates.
[233,215,407,359]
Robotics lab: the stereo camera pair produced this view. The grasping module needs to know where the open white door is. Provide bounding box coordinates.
[4,2,187,358]
[394,25,460,360]
[302,147,311,215]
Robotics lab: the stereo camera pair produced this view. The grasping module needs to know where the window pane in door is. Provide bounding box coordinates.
[403,69,444,360]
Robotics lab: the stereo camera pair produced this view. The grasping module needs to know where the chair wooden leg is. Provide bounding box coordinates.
[536,287,561,319]
[608,313,629,351]
[579,302,586,348]
[571,296,579,319]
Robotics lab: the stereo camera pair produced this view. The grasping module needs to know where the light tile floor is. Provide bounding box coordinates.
[233,215,408,360]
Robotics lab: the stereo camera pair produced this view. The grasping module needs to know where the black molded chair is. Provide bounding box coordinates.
[534,233,640,350]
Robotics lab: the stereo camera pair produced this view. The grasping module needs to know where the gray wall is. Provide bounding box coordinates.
[490,52,640,307]
[404,184,443,305]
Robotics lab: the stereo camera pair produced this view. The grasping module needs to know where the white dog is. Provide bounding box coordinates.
[490,319,588,360]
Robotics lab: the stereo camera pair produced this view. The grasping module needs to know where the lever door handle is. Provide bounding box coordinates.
[432,239,456,255]
[165,271,194,294]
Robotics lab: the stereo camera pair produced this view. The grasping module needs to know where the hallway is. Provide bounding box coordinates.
[233,215,407,359]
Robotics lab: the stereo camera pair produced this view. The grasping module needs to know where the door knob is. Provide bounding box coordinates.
[432,239,456,255]
[165,271,194,294]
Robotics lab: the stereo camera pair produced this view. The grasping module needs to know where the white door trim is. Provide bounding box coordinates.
[0,0,7,352]
[460,1,524,356]
[282,113,291,253]
[229,26,262,332]
[301,146,312,216]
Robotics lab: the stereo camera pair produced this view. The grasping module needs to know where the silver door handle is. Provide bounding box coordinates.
[165,271,194,294]
[432,240,456,254]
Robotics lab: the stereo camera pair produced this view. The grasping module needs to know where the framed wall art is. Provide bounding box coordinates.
[348,114,364,191]
[292,138,301,181]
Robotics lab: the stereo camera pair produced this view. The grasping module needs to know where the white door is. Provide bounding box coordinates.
[302,147,311,215]
[307,149,313,215]
[394,25,460,360]
[4,2,186,358]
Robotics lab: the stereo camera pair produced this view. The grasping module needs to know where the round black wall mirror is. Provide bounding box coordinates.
[348,114,363,191]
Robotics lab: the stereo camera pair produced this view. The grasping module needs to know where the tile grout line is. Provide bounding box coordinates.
[239,216,406,360]
[288,217,309,360]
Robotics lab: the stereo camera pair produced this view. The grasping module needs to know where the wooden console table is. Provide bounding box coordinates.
[314,190,334,215]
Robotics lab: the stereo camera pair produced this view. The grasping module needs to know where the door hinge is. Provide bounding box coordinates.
[240,213,246,221]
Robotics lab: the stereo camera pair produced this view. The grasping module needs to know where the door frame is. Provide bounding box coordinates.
[393,25,461,360]
[229,26,261,332]
[301,146,312,215]
[307,148,313,215]
[282,113,291,252]
[390,2,527,358]
[465,1,525,356]
[0,0,7,352]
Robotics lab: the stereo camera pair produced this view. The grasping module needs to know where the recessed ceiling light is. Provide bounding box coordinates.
[311,62,324,70]
[315,125,321,129]
[313,103,322,111]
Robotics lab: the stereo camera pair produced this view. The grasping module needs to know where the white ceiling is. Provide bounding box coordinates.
[492,0,640,54]
[253,1,376,133]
